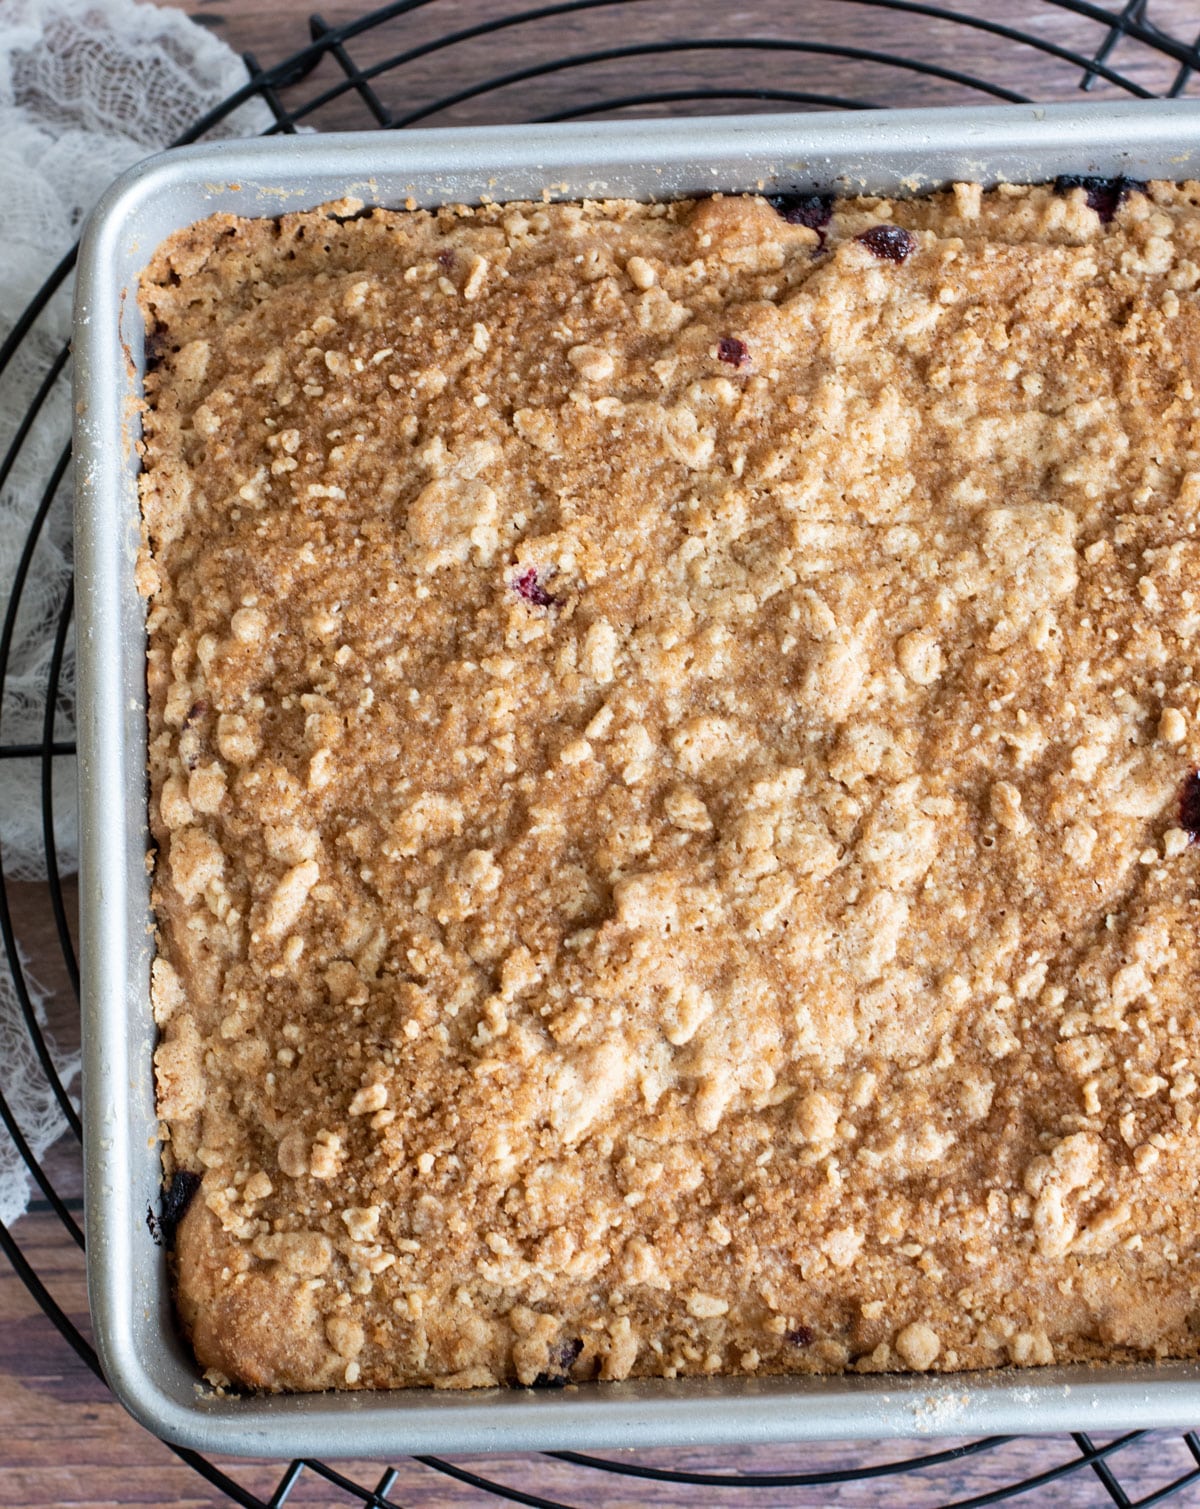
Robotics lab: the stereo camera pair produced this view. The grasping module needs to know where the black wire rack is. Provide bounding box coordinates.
[5,2,1200,1505]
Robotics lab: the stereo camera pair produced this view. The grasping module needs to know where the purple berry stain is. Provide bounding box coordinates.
[718,336,750,369]
[180,699,209,770]
[437,247,456,269]
[144,328,169,373]
[856,225,916,263]
[768,193,834,233]
[785,1325,815,1347]
[530,1337,583,1388]
[147,1168,202,1249]
[1180,772,1200,842]
[513,566,554,607]
[1054,175,1147,226]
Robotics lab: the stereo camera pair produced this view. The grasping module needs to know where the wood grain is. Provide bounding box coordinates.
[6,0,1200,1503]
[160,0,1200,133]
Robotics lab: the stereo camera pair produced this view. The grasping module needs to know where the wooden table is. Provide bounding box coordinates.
[4,1,1200,1503]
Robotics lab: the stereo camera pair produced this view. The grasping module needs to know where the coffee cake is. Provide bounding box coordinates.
[138,177,1200,1391]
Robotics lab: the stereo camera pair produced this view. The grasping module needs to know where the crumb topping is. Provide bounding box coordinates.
[141,178,1200,1392]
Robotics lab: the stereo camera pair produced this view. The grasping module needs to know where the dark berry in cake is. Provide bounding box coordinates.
[718,336,750,368]
[1053,175,1148,225]
[1180,771,1200,842]
[856,225,916,263]
[767,192,834,232]
[530,1337,583,1387]
[148,1169,202,1248]
[144,328,169,374]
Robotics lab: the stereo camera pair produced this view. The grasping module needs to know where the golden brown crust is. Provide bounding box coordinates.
[142,179,1200,1392]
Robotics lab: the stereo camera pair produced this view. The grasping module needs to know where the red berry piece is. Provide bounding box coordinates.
[513,566,554,607]
[786,1325,815,1347]
[856,225,916,263]
[1180,771,1200,841]
[437,247,456,268]
[718,336,750,368]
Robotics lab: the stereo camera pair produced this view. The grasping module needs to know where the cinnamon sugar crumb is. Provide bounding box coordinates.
[142,180,1200,1393]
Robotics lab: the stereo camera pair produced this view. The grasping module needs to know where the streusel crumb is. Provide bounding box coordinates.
[140,179,1200,1391]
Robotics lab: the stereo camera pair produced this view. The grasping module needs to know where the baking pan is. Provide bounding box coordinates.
[75,100,1200,1457]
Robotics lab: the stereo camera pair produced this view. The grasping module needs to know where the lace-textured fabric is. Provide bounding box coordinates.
[0,0,268,1223]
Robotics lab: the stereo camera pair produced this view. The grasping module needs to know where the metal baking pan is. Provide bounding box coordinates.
[75,100,1200,1458]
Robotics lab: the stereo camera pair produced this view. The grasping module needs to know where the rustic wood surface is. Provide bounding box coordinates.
[6,0,1200,1503]
[166,0,1200,131]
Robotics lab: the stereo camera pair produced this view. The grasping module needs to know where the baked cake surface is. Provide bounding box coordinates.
[140,179,1200,1392]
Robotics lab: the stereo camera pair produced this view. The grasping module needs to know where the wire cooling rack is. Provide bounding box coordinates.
[6,2,1200,1504]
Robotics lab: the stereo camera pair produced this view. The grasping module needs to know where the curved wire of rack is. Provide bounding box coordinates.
[4,2,1200,1503]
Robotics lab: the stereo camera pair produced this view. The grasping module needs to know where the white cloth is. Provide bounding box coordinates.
[0,0,269,1224]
